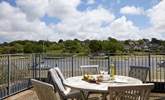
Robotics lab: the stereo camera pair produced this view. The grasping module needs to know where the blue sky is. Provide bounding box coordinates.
[0,0,164,42]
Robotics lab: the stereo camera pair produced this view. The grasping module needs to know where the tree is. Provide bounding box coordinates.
[23,42,33,53]
[58,39,63,43]
[89,40,102,53]
[33,44,43,53]
[151,38,161,45]
[1,46,11,54]
[14,43,24,53]
[63,40,82,53]
[48,43,63,51]
[102,39,124,53]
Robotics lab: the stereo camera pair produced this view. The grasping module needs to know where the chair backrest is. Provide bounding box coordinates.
[31,79,58,100]
[80,65,99,75]
[108,83,154,100]
[48,68,70,99]
[129,66,149,82]
[54,67,65,82]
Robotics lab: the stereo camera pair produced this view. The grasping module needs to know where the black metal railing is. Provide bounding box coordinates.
[0,53,165,99]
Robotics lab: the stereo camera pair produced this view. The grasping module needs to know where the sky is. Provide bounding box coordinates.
[0,0,165,42]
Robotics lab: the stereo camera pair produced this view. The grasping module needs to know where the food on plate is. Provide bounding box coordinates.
[82,74,100,84]
[96,75,103,82]
[83,74,94,80]
[83,74,89,80]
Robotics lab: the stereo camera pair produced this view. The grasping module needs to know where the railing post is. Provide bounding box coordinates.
[148,53,151,82]
[108,55,110,74]
[71,56,74,77]
[35,54,38,79]
[7,55,10,95]
[32,53,37,79]
[39,54,41,80]
[32,54,35,79]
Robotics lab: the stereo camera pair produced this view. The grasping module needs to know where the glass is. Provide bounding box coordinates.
[99,70,109,81]
[100,70,108,75]
[100,70,104,75]
[104,71,108,75]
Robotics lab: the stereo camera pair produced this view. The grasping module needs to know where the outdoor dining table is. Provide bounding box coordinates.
[64,75,143,100]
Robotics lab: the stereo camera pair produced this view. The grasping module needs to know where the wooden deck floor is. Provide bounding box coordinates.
[5,89,165,100]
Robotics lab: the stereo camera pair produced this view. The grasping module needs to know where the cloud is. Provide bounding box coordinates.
[52,6,115,40]
[47,0,81,20]
[147,0,165,34]
[108,16,141,40]
[120,6,144,15]
[0,0,142,42]
[0,2,55,42]
[0,0,116,41]
[0,0,165,42]
[16,0,49,21]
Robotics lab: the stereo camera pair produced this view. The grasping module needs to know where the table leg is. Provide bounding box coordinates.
[80,90,87,100]
[102,93,107,100]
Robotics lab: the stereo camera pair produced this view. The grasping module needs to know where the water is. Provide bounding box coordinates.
[1,55,165,81]
[39,56,165,81]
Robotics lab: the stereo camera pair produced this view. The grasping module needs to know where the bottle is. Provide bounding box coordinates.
[110,63,115,80]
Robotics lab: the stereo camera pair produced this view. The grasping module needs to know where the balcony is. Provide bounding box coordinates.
[1,53,165,99]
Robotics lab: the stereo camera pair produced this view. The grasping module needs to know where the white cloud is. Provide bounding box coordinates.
[47,0,81,20]
[52,7,115,40]
[1,0,114,41]
[136,0,165,40]
[1,0,165,42]
[147,0,165,33]
[0,0,142,42]
[0,2,55,42]
[16,0,49,21]
[108,16,141,40]
[120,6,144,15]
[110,16,139,33]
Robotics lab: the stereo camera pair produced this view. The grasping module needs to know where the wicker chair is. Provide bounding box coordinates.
[108,83,154,100]
[48,68,82,100]
[31,79,58,100]
[129,66,149,82]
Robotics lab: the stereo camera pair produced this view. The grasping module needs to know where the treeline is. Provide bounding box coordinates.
[0,37,165,54]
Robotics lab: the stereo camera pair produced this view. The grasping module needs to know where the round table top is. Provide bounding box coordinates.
[64,75,142,93]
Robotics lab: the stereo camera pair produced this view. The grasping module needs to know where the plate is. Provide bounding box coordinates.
[113,78,128,83]
[82,79,100,84]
